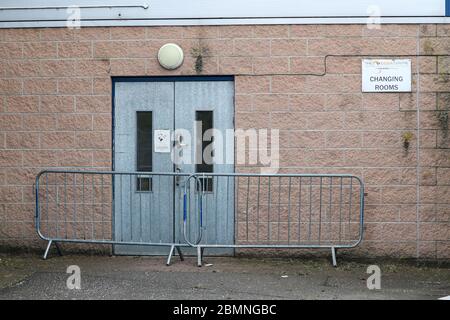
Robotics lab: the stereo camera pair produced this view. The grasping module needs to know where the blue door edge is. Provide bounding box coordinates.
[112,75,235,84]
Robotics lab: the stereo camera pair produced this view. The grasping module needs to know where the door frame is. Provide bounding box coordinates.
[111,76,235,253]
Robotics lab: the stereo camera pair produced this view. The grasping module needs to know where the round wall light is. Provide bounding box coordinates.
[158,43,184,70]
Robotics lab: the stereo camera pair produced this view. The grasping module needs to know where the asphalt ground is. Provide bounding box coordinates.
[0,253,449,300]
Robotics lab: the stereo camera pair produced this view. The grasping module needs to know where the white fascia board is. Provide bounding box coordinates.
[2,17,450,29]
[0,0,448,28]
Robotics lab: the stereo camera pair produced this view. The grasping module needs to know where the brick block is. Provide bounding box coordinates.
[326,131,362,148]
[0,114,23,131]
[308,38,416,56]
[40,96,75,113]
[218,25,254,38]
[23,42,57,59]
[23,114,56,131]
[74,27,111,40]
[2,29,40,42]
[253,94,289,112]
[0,79,22,94]
[291,25,362,38]
[23,78,57,94]
[5,132,39,149]
[0,186,23,203]
[93,78,111,94]
[6,96,39,113]
[290,94,326,111]
[41,132,75,149]
[253,57,289,75]
[58,41,92,58]
[362,93,399,111]
[271,39,307,56]
[419,223,449,241]
[56,150,92,167]
[326,94,362,111]
[39,60,75,77]
[250,25,287,38]
[219,57,253,74]
[234,39,270,57]
[362,24,418,37]
[58,78,92,95]
[235,76,270,94]
[111,27,146,40]
[4,60,40,77]
[75,131,111,149]
[146,26,185,39]
[110,59,145,76]
[0,150,22,167]
[40,28,74,41]
[57,114,93,131]
[74,60,110,76]
[290,57,325,74]
[0,43,22,59]
[76,96,109,113]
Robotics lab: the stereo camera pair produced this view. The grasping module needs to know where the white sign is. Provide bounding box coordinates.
[362,59,412,92]
[154,130,171,153]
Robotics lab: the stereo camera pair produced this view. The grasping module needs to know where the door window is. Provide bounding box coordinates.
[196,111,213,192]
[136,111,152,192]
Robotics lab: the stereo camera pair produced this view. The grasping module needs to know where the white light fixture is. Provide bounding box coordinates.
[158,43,184,70]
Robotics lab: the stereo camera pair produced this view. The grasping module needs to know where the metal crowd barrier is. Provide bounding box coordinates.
[35,170,191,265]
[35,170,365,267]
[184,173,365,267]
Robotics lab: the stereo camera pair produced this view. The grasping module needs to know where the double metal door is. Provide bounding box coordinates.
[113,78,234,255]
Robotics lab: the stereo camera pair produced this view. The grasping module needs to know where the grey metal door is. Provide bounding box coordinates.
[113,78,234,255]
[174,81,235,255]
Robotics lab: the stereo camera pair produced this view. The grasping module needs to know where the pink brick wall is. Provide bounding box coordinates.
[0,24,449,259]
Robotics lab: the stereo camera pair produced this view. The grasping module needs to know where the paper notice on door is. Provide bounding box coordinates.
[154,130,171,153]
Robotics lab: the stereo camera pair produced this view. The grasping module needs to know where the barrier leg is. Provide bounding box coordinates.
[43,240,63,260]
[331,247,337,267]
[197,246,202,267]
[43,240,52,260]
[166,245,175,266]
[176,246,184,261]
[55,242,63,256]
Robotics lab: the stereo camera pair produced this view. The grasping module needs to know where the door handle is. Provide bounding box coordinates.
[175,166,182,186]
[175,134,188,148]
